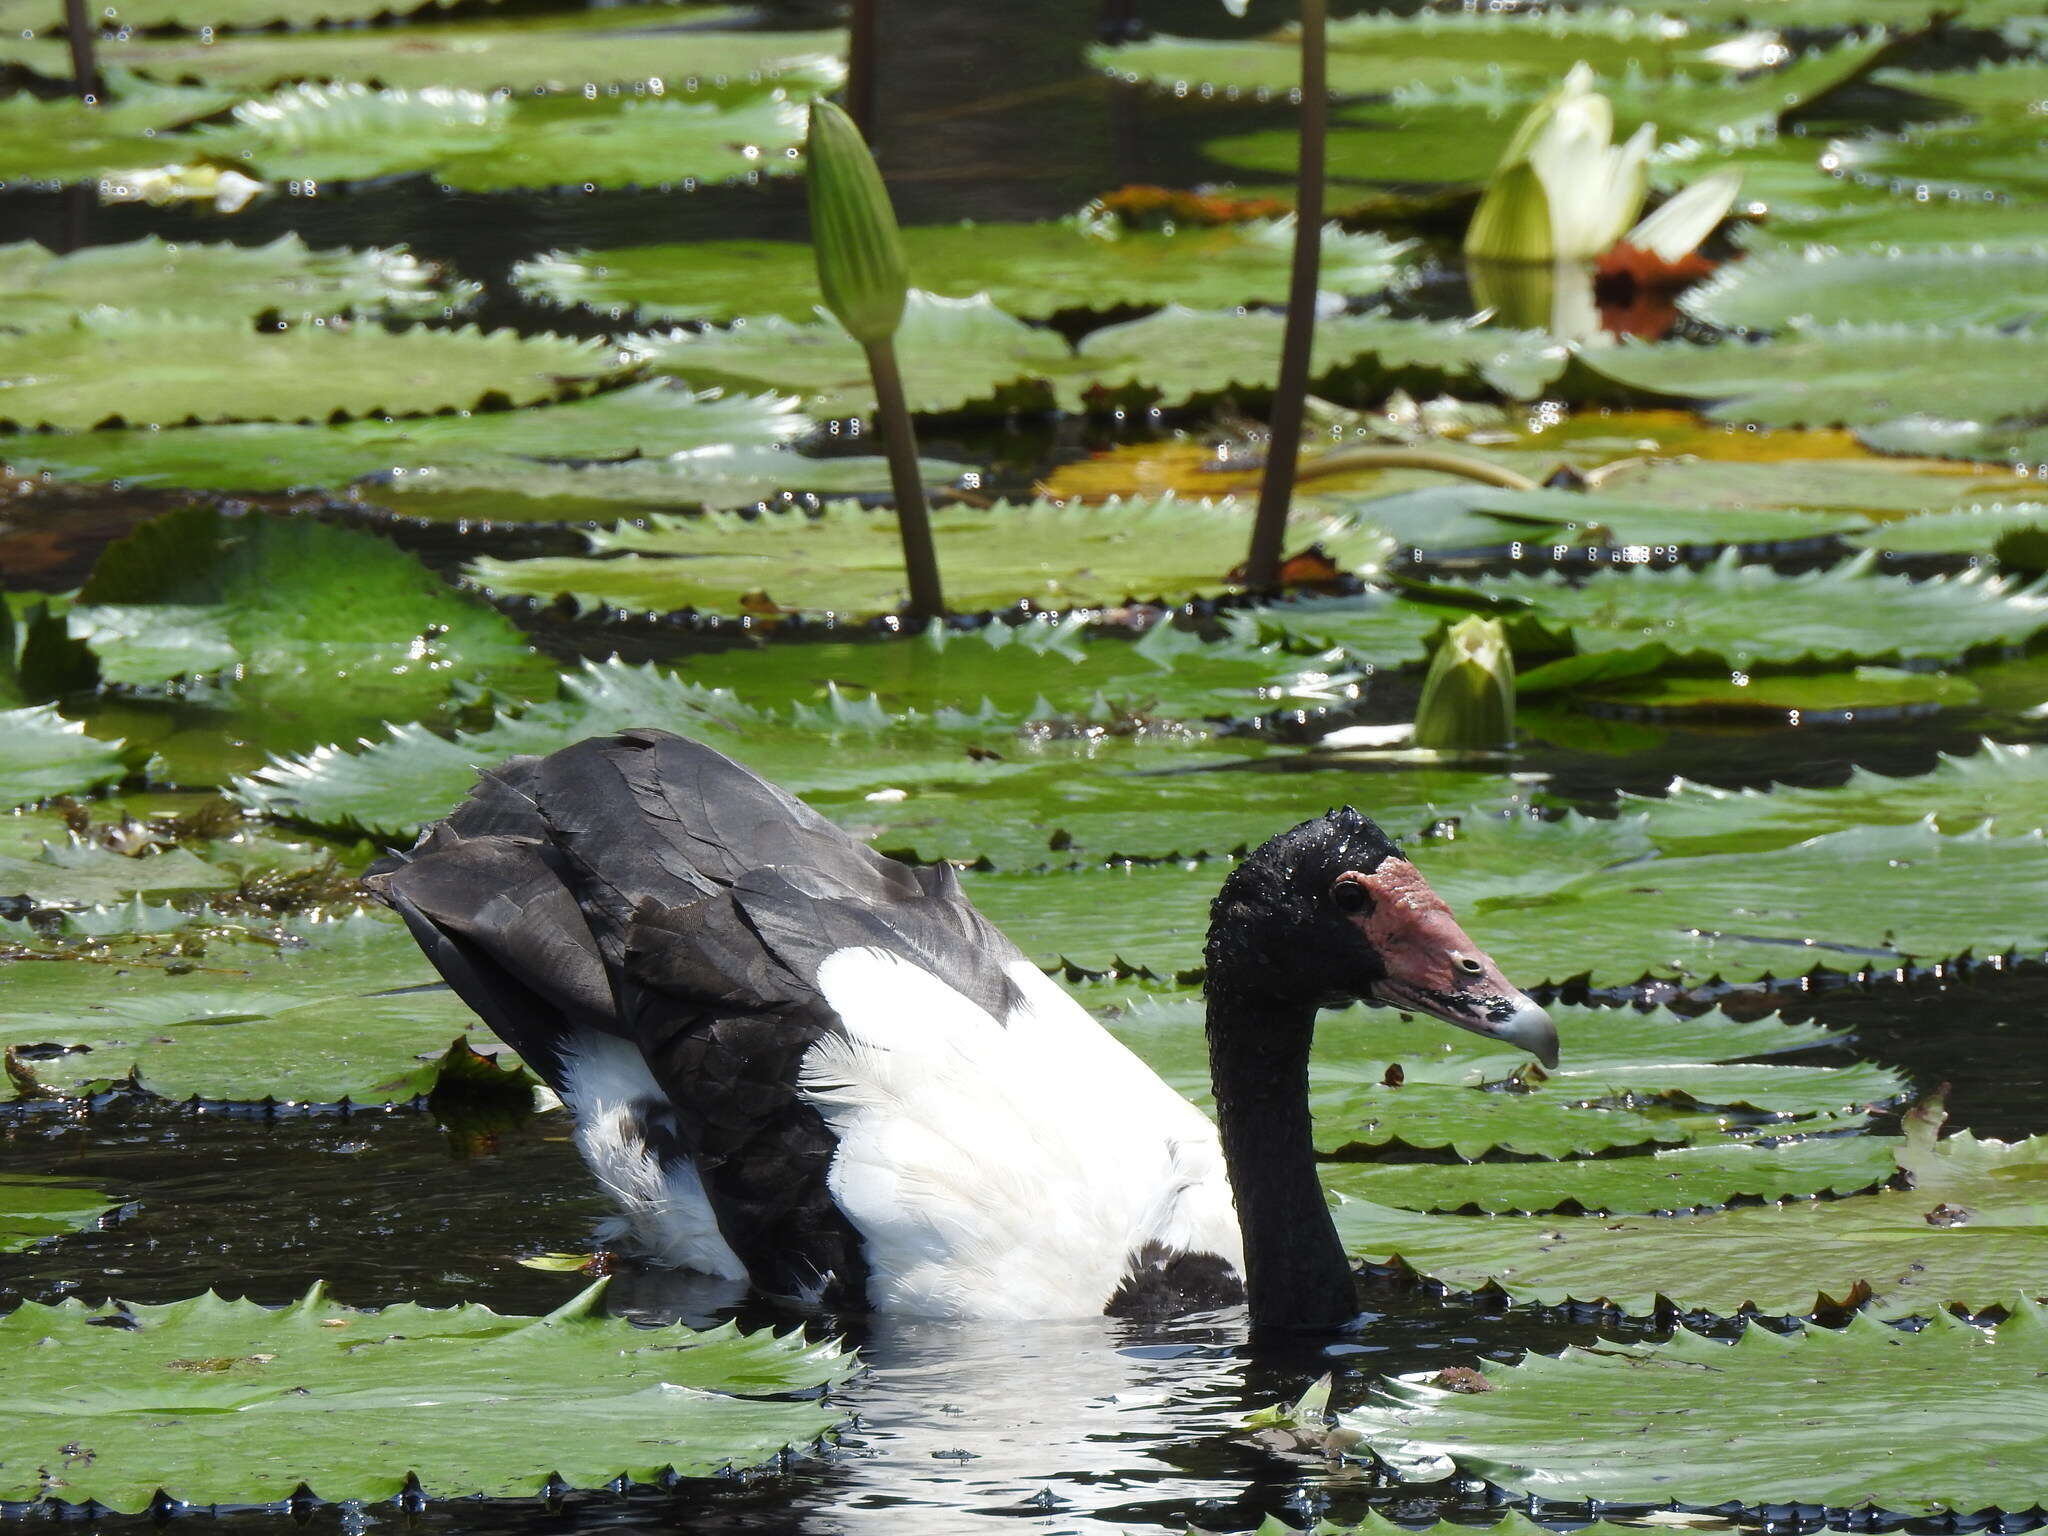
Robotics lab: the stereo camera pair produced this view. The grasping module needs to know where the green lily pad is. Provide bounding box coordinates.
[0,0,498,28]
[3,382,805,496]
[1234,591,1469,671]
[0,1279,851,1511]
[0,706,140,808]
[1110,995,1895,1159]
[1851,500,2048,555]
[1479,552,2048,669]
[1088,10,1695,101]
[374,448,969,523]
[177,80,514,184]
[0,314,629,431]
[1684,245,2048,333]
[0,1176,116,1252]
[969,816,2048,989]
[0,800,341,911]
[1577,323,2048,431]
[1325,1134,1898,1214]
[0,234,472,331]
[1331,485,1867,553]
[67,507,549,747]
[1590,456,2023,518]
[0,76,235,188]
[1341,1302,2048,1513]
[65,9,843,98]
[1627,739,2048,856]
[1859,416,2048,468]
[460,497,1390,619]
[1745,195,2048,256]
[638,294,1563,418]
[232,658,1037,839]
[1576,666,1983,722]
[515,217,1411,324]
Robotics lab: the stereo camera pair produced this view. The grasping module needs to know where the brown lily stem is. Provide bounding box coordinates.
[63,0,99,99]
[846,0,878,146]
[1233,446,1539,495]
[864,334,945,621]
[1242,0,1326,592]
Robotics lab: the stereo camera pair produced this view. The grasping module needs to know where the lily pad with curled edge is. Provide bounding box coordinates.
[1087,10,1694,101]
[967,816,2048,990]
[458,497,1391,619]
[231,658,1039,840]
[1576,323,2048,431]
[1325,1134,1898,1215]
[1683,245,2048,333]
[1626,740,2048,858]
[1471,552,2048,669]
[1324,484,1867,554]
[1588,456,2026,518]
[1333,1099,2048,1321]
[173,81,513,185]
[2,382,805,496]
[66,507,550,742]
[0,1177,115,1252]
[668,612,1371,722]
[1570,666,1984,723]
[0,315,629,431]
[1231,591,1468,671]
[636,291,1072,417]
[65,9,844,98]
[513,218,1411,324]
[1340,1301,2048,1512]
[0,706,141,808]
[0,1279,851,1511]
[0,235,471,331]
[1851,500,2048,556]
[1105,995,1896,1159]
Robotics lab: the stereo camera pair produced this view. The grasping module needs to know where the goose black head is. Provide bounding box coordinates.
[1205,807,1557,1068]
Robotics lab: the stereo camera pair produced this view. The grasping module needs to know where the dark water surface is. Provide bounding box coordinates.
[5,1,2048,1531]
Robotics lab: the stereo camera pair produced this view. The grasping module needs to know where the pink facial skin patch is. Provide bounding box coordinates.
[1344,858,1525,1023]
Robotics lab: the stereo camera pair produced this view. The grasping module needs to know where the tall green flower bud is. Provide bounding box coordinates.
[806,98,907,347]
[1414,616,1516,751]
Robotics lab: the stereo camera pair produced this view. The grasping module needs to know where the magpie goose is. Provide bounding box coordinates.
[367,728,1555,1329]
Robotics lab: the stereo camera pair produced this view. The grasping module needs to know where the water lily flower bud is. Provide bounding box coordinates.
[805,97,908,347]
[1464,63,1652,264]
[1414,616,1516,751]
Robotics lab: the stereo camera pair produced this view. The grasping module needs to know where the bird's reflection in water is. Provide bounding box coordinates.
[605,1264,1350,1535]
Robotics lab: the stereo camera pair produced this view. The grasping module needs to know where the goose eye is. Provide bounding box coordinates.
[1330,878,1369,914]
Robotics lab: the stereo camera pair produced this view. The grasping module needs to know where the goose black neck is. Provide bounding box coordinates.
[1206,981,1358,1332]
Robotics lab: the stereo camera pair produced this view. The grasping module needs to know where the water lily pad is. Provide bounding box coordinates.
[1851,500,2048,555]
[0,800,339,911]
[1326,1135,1898,1214]
[1481,552,2048,669]
[1089,11,1695,101]
[515,217,1411,323]
[68,507,549,745]
[1578,323,2048,431]
[0,0,497,28]
[178,80,513,183]
[0,1176,115,1252]
[1330,484,1866,554]
[1627,739,2048,856]
[0,314,629,431]
[1576,666,1983,722]
[967,816,2048,988]
[375,447,969,523]
[1341,1302,2048,1513]
[460,497,1390,619]
[232,658,1037,839]
[5,382,803,496]
[0,706,140,808]
[1684,245,2048,333]
[76,10,842,98]
[0,235,471,331]
[1111,996,1895,1159]
[0,1279,851,1511]
[1590,456,2023,517]
[0,76,234,188]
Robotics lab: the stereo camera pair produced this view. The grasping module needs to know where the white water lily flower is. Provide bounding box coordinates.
[1464,63,1739,266]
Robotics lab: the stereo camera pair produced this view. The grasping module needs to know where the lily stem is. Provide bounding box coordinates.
[864,335,945,621]
[63,0,98,100]
[1242,0,1326,592]
[846,0,878,144]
